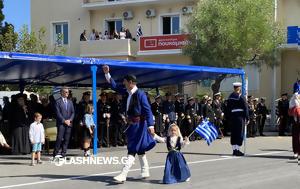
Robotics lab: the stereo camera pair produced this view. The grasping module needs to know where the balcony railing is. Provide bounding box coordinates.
[82,0,193,9]
[80,39,138,57]
[83,0,165,4]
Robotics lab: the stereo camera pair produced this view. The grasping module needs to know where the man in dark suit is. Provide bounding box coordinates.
[53,87,75,158]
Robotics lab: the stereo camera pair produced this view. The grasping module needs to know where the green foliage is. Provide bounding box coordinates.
[0,0,18,51]
[184,0,285,68]
[0,2,66,92]
[16,25,66,55]
[0,24,18,51]
[0,0,4,25]
[0,24,66,55]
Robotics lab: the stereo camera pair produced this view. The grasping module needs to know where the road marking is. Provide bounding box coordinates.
[0,151,285,189]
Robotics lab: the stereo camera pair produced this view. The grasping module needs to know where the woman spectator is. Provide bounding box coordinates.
[11,94,32,155]
[99,32,104,40]
[80,30,88,41]
[90,29,96,40]
[119,27,126,39]
[289,92,300,163]
[104,31,109,40]
[113,30,119,39]
[125,28,133,39]
[95,31,100,40]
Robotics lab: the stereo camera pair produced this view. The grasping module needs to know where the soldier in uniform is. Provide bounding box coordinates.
[213,92,224,138]
[97,92,112,148]
[151,95,164,136]
[175,94,185,128]
[278,93,289,136]
[227,82,249,156]
[247,96,257,137]
[111,93,126,147]
[256,97,268,136]
[199,95,209,119]
[162,93,176,124]
[185,97,198,140]
[103,65,156,182]
[175,93,185,117]
[185,97,197,117]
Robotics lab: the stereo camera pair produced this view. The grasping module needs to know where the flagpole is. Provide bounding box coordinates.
[187,130,196,139]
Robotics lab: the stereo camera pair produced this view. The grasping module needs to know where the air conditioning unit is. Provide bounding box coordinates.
[146,9,156,18]
[182,6,193,15]
[123,10,133,20]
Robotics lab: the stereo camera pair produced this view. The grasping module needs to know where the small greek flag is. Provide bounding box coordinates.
[195,120,218,145]
[137,22,143,37]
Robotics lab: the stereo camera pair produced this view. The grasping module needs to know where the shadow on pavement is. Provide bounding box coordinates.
[0,174,164,186]
[259,149,291,152]
[156,151,232,157]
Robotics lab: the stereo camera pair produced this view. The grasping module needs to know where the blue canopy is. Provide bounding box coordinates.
[0,51,245,155]
[0,52,244,88]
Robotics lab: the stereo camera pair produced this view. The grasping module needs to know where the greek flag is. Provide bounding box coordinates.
[137,22,143,37]
[195,120,218,145]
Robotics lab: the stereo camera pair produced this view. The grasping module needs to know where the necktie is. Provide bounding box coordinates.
[64,99,68,110]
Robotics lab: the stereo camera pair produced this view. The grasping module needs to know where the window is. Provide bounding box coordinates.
[53,22,69,45]
[105,20,123,37]
[161,15,180,35]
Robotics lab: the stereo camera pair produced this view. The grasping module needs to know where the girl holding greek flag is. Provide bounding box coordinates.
[154,123,191,184]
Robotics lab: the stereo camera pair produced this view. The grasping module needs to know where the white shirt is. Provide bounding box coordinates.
[154,135,189,148]
[105,73,154,128]
[120,32,126,39]
[126,85,138,112]
[62,97,67,103]
[105,73,137,111]
[29,121,45,143]
[90,33,96,40]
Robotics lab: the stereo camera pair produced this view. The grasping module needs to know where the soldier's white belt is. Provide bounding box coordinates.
[231,109,244,112]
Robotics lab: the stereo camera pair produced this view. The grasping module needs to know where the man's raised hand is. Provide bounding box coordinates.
[102,65,109,74]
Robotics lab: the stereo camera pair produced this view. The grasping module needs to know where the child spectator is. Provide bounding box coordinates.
[82,104,95,157]
[29,113,45,166]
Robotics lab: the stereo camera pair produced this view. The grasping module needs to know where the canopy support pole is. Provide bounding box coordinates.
[91,65,98,155]
[19,80,26,93]
[156,87,159,95]
[241,73,247,156]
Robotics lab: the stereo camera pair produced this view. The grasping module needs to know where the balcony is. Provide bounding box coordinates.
[82,0,194,9]
[80,39,138,58]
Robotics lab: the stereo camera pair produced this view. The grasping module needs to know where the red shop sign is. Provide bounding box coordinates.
[139,34,190,51]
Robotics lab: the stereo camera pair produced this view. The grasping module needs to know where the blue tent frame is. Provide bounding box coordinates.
[0,52,246,155]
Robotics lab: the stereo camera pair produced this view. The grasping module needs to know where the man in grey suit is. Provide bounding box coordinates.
[53,87,75,158]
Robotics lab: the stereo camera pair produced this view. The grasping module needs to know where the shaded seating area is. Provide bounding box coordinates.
[43,119,57,154]
[0,51,246,155]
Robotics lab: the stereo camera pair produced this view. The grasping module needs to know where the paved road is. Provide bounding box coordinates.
[0,135,299,189]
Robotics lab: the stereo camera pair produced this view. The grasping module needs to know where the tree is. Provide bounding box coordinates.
[184,0,284,94]
[0,25,66,91]
[0,0,18,51]
[0,24,18,51]
[16,25,66,55]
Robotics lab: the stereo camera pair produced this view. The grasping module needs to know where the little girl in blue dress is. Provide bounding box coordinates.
[154,123,191,184]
